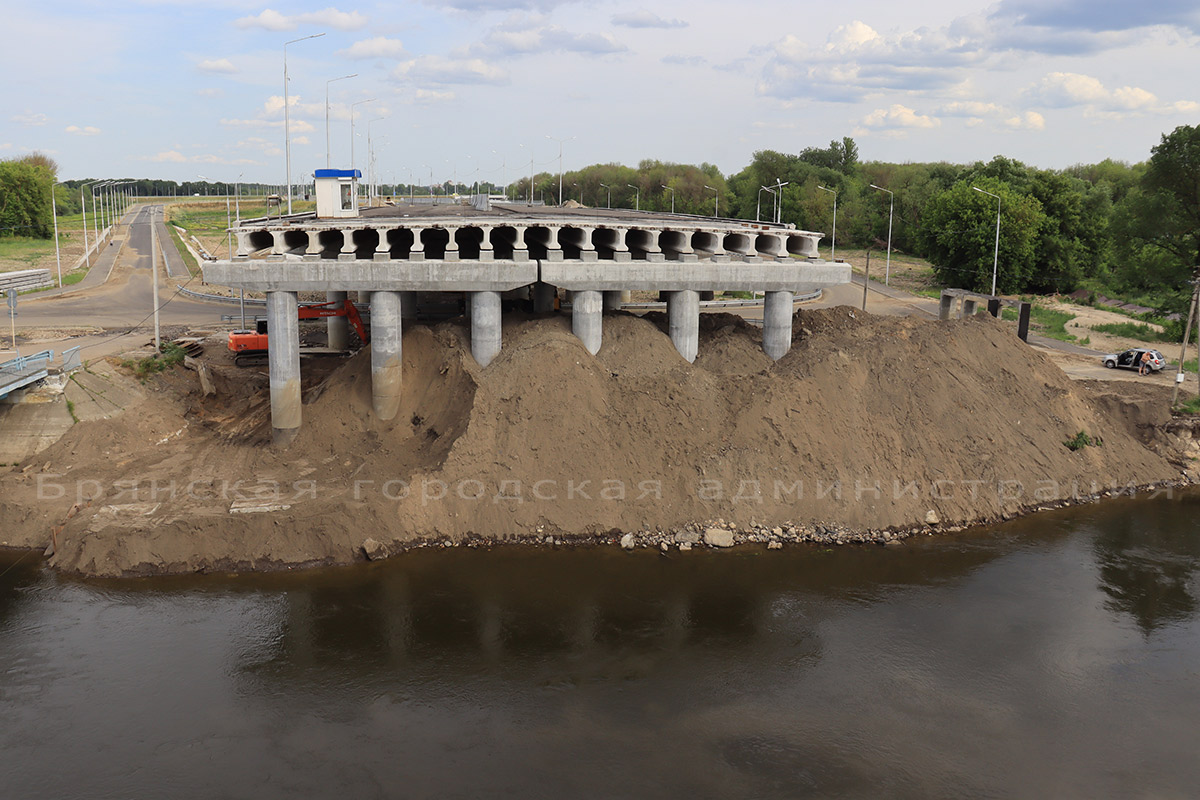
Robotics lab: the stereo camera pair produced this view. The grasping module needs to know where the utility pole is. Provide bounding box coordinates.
[1172,275,1199,407]
[863,250,870,311]
[151,207,161,352]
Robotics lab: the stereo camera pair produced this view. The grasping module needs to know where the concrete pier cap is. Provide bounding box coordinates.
[204,204,850,432]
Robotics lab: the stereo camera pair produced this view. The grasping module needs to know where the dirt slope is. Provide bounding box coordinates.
[0,308,1186,576]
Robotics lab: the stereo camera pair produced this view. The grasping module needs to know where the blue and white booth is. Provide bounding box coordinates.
[314,168,362,219]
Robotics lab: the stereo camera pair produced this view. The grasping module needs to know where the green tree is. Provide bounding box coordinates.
[0,154,55,238]
[920,179,1046,294]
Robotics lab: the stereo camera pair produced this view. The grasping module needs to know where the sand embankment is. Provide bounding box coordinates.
[0,307,1190,576]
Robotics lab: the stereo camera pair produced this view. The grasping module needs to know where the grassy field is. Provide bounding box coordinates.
[0,211,99,276]
[167,199,316,258]
[822,246,943,296]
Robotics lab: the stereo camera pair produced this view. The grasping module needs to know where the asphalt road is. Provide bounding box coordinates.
[15,205,227,331]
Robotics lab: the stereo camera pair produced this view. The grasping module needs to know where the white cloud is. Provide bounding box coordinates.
[612,10,686,29]
[65,125,102,136]
[391,56,509,85]
[860,104,940,129]
[221,117,315,133]
[1023,72,1189,118]
[414,89,456,103]
[11,111,48,126]
[197,88,224,98]
[150,150,188,163]
[293,135,310,145]
[197,58,237,74]
[339,36,406,59]
[1003,111,1046,129]
[471,16,626,57]
[760,22,985,102]
[235,7,368,32]
[937,100,1003,117]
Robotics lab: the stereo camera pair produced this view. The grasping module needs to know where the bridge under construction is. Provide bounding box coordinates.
[203,191,849,445]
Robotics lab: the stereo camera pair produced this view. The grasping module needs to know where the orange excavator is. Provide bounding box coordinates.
[228,299,368,367]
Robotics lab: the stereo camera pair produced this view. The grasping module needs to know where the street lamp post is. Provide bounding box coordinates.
[599,183,611,209]
[758,186,774,223]
[627,184,639,211]
[79,181,93,270]
[817,185,837,262]
[704,185,719,217]
[284,32,326,215]
[325,73,357,168]
[773,179,790,224]
[350,98,375,174]
[545,134,573,206]
[661,184,675,214]
[367,117,386,206]
[973,186,1001,296]
[870,184,894,285]
[50,182,63,288]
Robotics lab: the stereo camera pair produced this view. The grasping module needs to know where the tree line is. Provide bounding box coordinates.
[5,126,1198,316]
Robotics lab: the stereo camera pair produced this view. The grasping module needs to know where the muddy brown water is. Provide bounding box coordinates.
[2,491,1199,798]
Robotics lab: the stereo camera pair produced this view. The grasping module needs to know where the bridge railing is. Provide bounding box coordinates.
[0,349,55,376]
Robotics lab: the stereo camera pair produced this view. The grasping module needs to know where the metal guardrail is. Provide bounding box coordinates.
[0,349,55,375]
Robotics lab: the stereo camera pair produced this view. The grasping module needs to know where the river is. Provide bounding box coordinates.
[2,491,1198,798]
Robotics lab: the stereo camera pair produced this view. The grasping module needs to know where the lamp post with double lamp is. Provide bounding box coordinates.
[349,98,375,174]
[627,184,639,211]
[771,179,789,224]
[599,183,611,209]
[661,184,675,214]
[704,185,719,217]
[545,134,573,206]
[283,32,326,215]
[817,185,837,262]
[325,73,357,168]
[870,183,893,285]
[973,186,1002,297]
[90,181,110,245]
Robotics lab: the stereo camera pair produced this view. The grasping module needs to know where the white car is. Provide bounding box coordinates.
[1102,348,1165,372]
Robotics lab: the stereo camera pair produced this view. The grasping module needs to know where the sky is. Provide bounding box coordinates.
[2,0,1198,186]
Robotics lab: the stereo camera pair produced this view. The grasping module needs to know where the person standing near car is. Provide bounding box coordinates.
[1139,350,1151,376]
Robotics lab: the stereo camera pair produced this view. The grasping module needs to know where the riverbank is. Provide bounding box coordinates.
[1,307,1194,577]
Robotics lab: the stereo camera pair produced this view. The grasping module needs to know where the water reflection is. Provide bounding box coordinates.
[240,544,1003,691]
[1092,493,1200,634]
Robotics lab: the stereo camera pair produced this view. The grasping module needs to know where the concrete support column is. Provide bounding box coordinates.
[987,298,1001,318]
[938,293,955,321]
[444,227,460,261]
[471,291,502,367]
[370,291,403,421]
[763,291,794,361]
[270,230,288,256]
[267,291,301,446]
[573,290,603,355]
[1017,302,1032,342]
[962,298,977,317]
[602,291,623,311]
[326,290,349,350]
[667,289,700,363]
[532,282,557,313]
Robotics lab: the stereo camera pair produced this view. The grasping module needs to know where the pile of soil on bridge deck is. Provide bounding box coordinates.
[0,307,1188,577]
